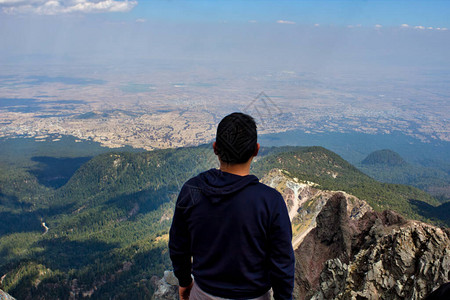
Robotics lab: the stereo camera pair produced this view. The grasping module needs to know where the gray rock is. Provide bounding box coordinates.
[295,193,450,300]
[0,289,16,300]
[164,270,179,286]
[151,271,179,300]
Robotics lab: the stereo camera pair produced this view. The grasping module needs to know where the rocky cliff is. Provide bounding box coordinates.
[0,288,16,300]
[261,169,372,249]
[153,169,450,300]
[265,169,449,299]
[297,193,449,300]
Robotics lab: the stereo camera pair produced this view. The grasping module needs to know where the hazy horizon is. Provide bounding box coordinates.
[1,1,449,149]
[1,1,449,70]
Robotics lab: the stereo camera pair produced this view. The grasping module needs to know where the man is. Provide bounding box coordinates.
[169,112,295,300]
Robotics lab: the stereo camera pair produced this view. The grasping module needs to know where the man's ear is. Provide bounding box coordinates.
[213,142,218,155]
[253,143,260,157]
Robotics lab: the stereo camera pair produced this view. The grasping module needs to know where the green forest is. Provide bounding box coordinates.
[357,149,450,203]
[0,142,448,299]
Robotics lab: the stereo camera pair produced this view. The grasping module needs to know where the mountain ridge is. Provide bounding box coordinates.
[150,170,449,300]
[0,144,448,299]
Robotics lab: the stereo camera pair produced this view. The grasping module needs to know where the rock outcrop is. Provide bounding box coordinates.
[263,169,449,299]
[262,169,371,248]
[295,193,450,300]
[151,271,179,300]
[0,289,16,300]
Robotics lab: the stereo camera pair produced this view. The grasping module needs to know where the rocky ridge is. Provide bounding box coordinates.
[152,169,449,300]
[301,194,450,300]
[261,169,372,249]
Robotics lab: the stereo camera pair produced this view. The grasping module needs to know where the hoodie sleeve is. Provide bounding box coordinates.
[268,194,295,300]
[169,184,193,287]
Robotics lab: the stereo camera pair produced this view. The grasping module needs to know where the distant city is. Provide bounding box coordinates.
[0,61,448,150]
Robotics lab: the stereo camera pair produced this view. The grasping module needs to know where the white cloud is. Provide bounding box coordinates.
[277,20,295,25]
[1,0,137,15]
[0,0,32,4]
[441,28,448,31]
[135,18,146,23]
[314,23,320,27]
[400,23,448,31]
[248,20,257,23]
[374,24,382,28]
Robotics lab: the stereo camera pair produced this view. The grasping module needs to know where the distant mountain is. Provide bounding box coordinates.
[0,145,447,299]
[358,149,450,202]
[252,146,440,220]
[362,149,406,166]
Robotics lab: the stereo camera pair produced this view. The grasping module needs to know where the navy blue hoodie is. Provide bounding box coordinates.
[169,169,295,300]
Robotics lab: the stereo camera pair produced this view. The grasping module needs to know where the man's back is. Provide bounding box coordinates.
[169,168,294,299]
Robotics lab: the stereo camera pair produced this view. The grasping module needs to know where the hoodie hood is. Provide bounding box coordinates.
[197,168,259,204]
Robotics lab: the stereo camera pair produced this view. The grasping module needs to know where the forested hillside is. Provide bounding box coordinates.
[361,149,406,166]
[357,149,450,203]
[0,144,447,299]
[253,146,444,222]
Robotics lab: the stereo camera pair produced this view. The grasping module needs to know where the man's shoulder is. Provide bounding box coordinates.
[182,170,208,187]
[243,182,287,215]
[247,180,283,200]
[184,175,201,187]
[252,180,278,191]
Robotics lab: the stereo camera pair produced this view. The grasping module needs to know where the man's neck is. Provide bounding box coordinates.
[219,160,252,176]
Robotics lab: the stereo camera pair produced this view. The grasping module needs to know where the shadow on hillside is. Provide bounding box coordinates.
[2,239,171,298]
[0,211,42,235]
[35,237,119,271]
[88,246,171,299]
[0,203,75,236]
[409,199,450,227]
[106,187,176,218]
[29,156,92,189]
[4,238,119,299]
[0,191,32,209]
[133,245,171,274]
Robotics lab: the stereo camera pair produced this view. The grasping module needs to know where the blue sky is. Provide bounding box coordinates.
[130,0,450,28]
[0,0,449,28]
[1,1,449,70]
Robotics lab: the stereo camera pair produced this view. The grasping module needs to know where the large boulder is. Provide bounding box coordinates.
[294,193,450,300]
